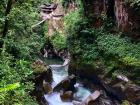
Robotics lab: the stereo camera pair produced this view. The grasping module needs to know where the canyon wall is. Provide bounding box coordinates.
[82,0,140,40]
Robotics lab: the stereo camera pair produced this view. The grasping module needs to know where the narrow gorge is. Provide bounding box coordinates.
[0,0,140,105]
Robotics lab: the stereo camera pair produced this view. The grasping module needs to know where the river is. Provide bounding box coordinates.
[44,59,92,105]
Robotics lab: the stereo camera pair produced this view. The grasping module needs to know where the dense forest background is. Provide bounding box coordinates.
[0,0,140,105]
[0,0,49,104]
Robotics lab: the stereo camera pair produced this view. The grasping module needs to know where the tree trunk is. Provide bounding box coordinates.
[2,0,13,38]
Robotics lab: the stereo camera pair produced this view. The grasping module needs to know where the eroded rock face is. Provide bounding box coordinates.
[41,41,68,59]
[114,0,140,39]
[53,75,76,92]
[82,0,107,28]
[82,0,140,39]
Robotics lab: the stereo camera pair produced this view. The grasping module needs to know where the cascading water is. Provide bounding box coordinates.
[44,59,91,105]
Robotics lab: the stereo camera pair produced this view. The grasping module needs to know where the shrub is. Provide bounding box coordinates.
[51,32,67,50]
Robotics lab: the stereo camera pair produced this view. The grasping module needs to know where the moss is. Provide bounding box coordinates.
[121,100,131,105]
[31,60,48,73]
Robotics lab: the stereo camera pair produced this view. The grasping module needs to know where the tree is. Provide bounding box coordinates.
[2,0,13,38]
[0,0,48,104]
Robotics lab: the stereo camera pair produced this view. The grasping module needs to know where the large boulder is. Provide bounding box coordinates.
[68,60,104,84]
[60,90,73,102]
[101,82,124,102]
[53,75,76,92]
[107,75,140,104]
[30,60,53,104]
[124,84,140,104]
[31,60,53,83]
[84,90,101,105]
[43,80,52,94]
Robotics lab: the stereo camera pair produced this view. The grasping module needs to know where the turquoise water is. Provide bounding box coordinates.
[44,58,91,105]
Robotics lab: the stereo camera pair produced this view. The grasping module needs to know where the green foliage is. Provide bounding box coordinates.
[65,9,98,64]
[64,10,81,30]
[0,0,49,104]
[65,3,140,83]
[62,0,73,8]
[121,100,131,105]
[51,32,67,50]
[96,32,140,67]
[125,0,140,7]
[31,60,48,73]
[0,83,20,92]
[42,22,49,35]
[0,50,37,105]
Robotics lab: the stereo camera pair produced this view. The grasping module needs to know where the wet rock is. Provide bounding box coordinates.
[99,98,115,105]
[84,90,101,105]
[87,101,99,105]
[43,80,52,94]
[60,90,73,102]
[31,60,53,83]
[72,91,100,105]
[68,61,103,84]
[101,82,124,102]
[124,84,140,104]
[44,66,53,83]
[72,101,83,105]
[108,78,140,104]
[40,96,49,105]
[53,75,76,92]
[85,91,120,105]
[72,91,101,105]
[30,60,53,104]
[116,75,129,82]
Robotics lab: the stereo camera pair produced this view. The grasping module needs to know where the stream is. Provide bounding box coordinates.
[44,59,92,105]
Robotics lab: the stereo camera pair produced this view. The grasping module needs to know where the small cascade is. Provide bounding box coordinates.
[49,58,70,71]
[45,92,73,105]
[74,83,91,101]
[43,59,121,105]
[44,59,92,105]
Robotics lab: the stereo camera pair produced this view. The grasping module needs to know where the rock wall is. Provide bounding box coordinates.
[82,0,140,39]
[115,0,140,39]
[82,0,107,28]
[115,0,128,32]
[41,2,77,59]
[47,2,77,36]
[47,4,64,36]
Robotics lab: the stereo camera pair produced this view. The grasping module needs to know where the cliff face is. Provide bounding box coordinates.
[47,1,76,36]
[82,0,140,40]
[115,0,140,39]
[47,4,64,36]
